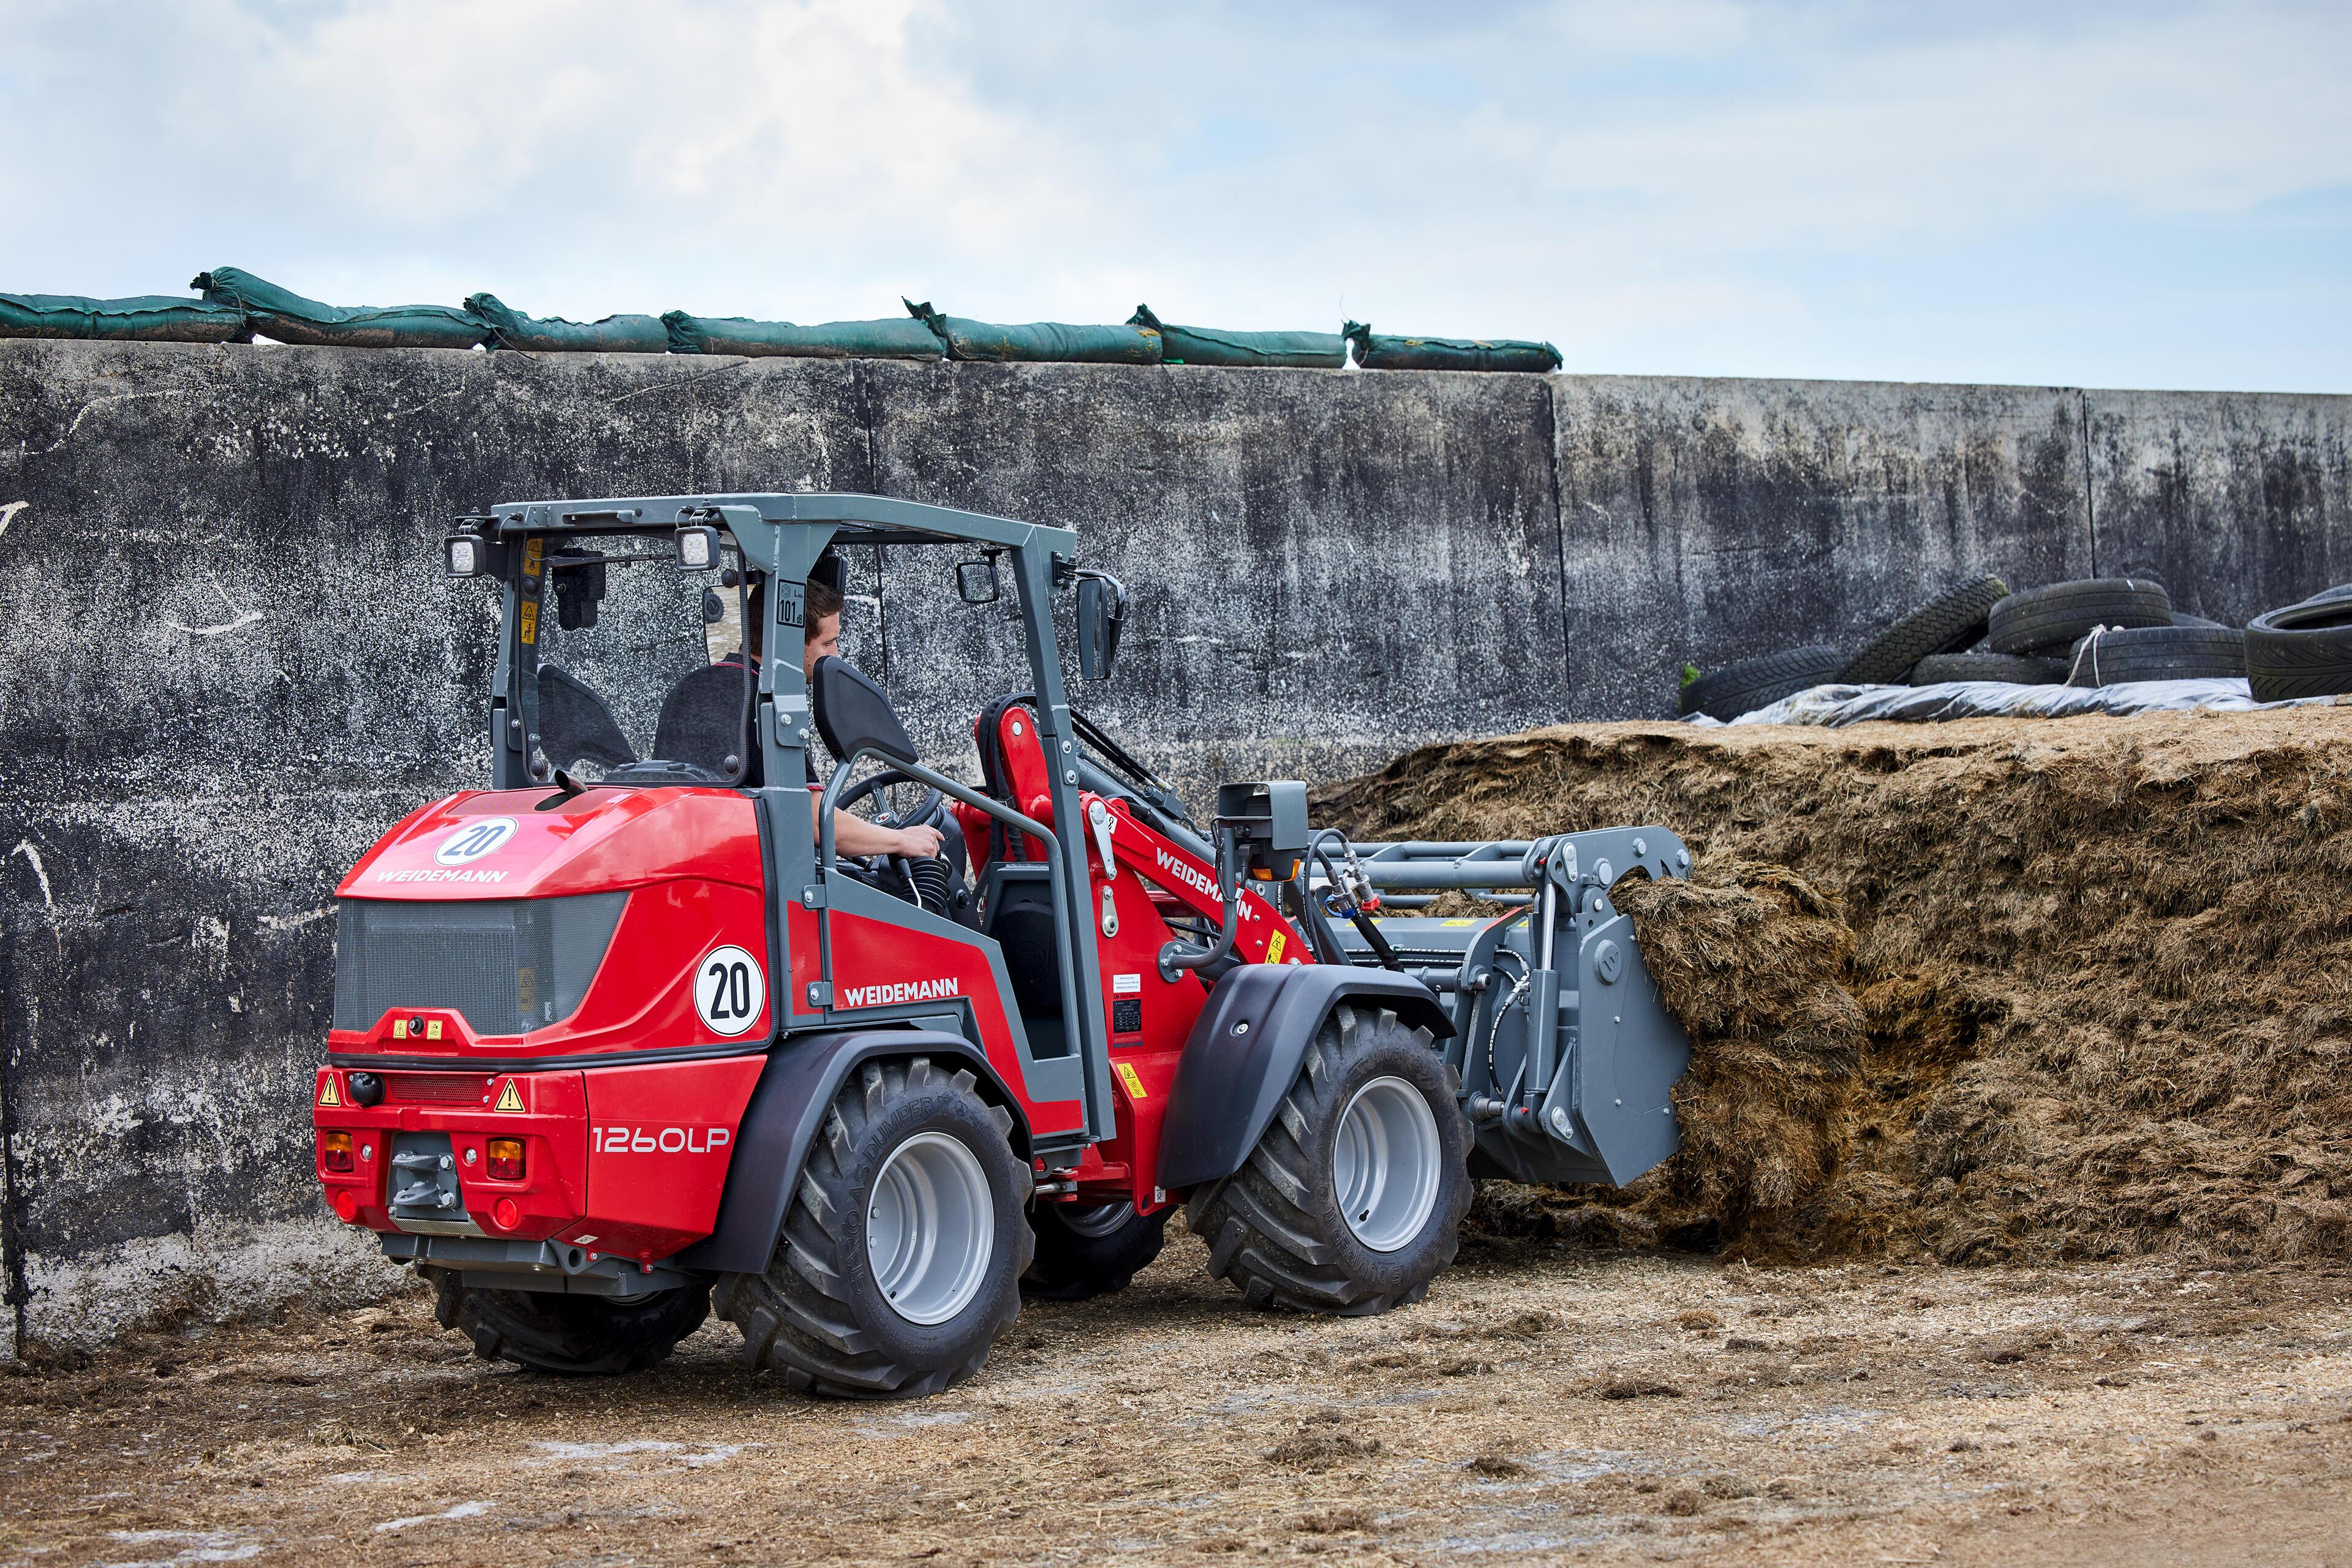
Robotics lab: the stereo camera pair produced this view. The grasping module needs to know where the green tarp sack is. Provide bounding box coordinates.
[1127,304,1343,369]
[905,300,1161,364]
[1343,321,1562,373]
[1,292,248,343]
[467,294,667,354]
[662,311,944,360]
[193,267,486,350]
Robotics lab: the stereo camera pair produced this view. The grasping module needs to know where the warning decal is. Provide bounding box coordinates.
[316,1075,341,1108]
[494,1079,526,1113]
[1264,930,1287,965]
[1113,1060,1147,1099]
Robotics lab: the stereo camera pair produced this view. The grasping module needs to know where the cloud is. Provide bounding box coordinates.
[2,0,2346,388]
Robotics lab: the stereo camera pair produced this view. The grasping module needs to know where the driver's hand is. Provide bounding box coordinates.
[892,824,946,860]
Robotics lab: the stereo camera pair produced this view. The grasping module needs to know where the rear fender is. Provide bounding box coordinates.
[671,1030,1030,1275]
[1155,967,1453,1193]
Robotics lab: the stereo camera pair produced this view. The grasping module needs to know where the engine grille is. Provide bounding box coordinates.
[331,892,627,1036]
[384,1072,496,1106]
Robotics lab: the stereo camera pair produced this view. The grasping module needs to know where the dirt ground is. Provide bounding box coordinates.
[6,1226,2350,1567]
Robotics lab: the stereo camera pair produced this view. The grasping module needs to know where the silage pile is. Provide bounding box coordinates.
[1318,709,2352,1265]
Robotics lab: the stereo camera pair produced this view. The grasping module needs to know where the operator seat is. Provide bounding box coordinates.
[652,662,755,782]
[537,664,637,773]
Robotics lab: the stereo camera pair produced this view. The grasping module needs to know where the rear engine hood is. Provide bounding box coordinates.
[341,787,759,901]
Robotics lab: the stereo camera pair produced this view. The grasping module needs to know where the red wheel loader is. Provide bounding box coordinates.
[312,494,1693,1395]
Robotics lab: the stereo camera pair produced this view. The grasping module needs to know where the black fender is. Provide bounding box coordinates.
[672,1029,1031,1276]
[1154,965,1455,1193]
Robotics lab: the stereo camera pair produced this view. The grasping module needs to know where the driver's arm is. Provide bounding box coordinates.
[810,791,946,860]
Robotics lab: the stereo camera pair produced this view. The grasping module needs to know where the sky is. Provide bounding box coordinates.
[5,0,2348,392]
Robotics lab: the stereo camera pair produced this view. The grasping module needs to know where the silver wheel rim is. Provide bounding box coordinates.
[866,1131,995,1325]
[1057,1200,1134,1239]
[1333,1076,1443,1253]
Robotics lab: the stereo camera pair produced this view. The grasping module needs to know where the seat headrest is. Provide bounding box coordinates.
[810,656,916,766]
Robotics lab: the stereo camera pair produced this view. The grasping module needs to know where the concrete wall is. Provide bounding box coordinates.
[3,339,2347,1357]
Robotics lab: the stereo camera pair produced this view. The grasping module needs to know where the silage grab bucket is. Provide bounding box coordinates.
[1319,828,1694,1188]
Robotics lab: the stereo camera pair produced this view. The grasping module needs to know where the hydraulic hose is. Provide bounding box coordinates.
[1307,830,1404,973]
[1158,827,1242,983]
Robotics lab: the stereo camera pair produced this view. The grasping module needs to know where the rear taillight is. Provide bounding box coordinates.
[321,1131,354,1173]
[487,1137,526,1181]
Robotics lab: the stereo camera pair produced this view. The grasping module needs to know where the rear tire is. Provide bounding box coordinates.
[713,1057,1031,1398]
[1188,1005,1472,1316]
[432,1273,710,1375]
[1022,1201,1171,1300]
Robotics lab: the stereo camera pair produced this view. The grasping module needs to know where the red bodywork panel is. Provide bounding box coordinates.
[332,787,771,1058]
[826,906,1088,1141]
[951,703,1315,1213]
[318,706,1322,1257]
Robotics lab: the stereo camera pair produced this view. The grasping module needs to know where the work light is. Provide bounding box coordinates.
[675,525,720,571]
[443,535,483,578]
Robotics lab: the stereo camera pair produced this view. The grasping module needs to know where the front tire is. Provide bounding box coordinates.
[432,1273,711,1374]
[714,1057,1032,1398]
[1022,1201,1170,1300]
[1188,1005,1472,1315]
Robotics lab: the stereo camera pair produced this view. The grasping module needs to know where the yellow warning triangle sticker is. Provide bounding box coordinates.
[317,1076,341,1108]
[1113,1060,1147,1100]
[493,1079,526,1113]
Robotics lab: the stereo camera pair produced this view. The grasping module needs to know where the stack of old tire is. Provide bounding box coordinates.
[1984,578,2245,687]
[1677,573,2010,721]
[1676,572,2352,722]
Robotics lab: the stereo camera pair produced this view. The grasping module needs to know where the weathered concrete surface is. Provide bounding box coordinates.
[2086,389,2352,622]
[3,340,2348,1358]
[858,360,1564,788]
[1554,376,2092,716]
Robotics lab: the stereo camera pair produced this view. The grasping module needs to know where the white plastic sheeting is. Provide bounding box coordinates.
[1683,677,2350,728]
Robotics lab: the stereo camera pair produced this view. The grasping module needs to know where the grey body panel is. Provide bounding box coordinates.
[672,1028,1030,1276]
[1155,965,1455,1191]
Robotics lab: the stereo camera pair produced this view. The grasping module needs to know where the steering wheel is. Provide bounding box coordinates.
[829,767,951,911]
[833,767,943,832]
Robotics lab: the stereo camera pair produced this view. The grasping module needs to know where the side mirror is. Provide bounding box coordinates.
[810,655,916,766]
[675,525,721,571]
[955,555,1001,605]
[1076,571,1126,680]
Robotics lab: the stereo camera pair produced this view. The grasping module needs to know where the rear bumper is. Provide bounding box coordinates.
[381,1233,694,1298]
[311,1054,763,1268]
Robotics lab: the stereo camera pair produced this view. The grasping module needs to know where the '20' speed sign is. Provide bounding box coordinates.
[695,946,766,1036]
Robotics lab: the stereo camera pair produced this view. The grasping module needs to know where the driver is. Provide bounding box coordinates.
[742,578,944,862]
